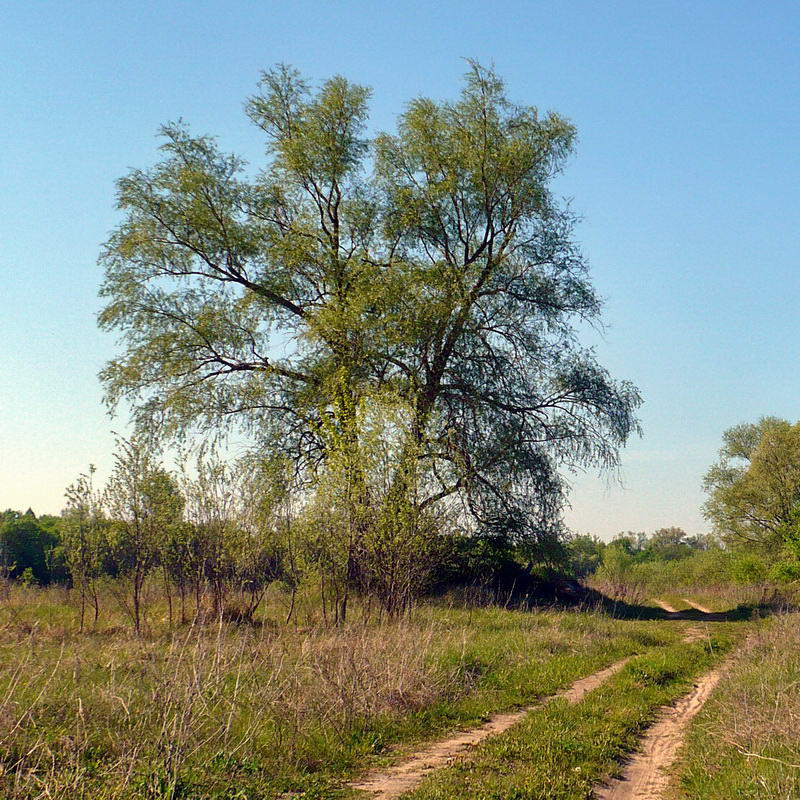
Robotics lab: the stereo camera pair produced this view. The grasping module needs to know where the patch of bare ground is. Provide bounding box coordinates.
[653,599,678,614]
[594,665,724,800]
[681,625,708,643]
[681,598,712,614]
[351,658,634,799]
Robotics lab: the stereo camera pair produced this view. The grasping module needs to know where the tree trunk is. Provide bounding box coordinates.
[285,586,296,625]
[91,581,99,624]
[179,584,187,625]
[164,567,173,628]
[78,579,86,634]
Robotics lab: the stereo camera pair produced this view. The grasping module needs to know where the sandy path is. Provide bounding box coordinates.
[351,657,633,799]
[653,599,679,613]
[594,666,723,800]
[681,598,712,614]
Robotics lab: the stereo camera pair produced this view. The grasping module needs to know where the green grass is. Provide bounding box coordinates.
[0,588,687,799]
[0,585,755,799]
[397,631,741,800]
[674,614,800,799]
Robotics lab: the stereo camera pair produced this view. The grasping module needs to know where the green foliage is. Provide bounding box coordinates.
[97,61,641,599]
[0,510,62,584]
[727,551,769,584]
[565,533,606,577]
[699,417,800,590]
[767,559,800,584]
[62,466,107,628]
[175,448,288,622]
[18,567,37,587]
[55,446,296,630]
[102,437,184,632]
[432,533,525,588]
[704,417,800,558]
[646,526,701,560]
[590,528,748,600]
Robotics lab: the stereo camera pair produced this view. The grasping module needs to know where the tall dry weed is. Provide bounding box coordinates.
[711,614,800,758]
[0,613,459,798]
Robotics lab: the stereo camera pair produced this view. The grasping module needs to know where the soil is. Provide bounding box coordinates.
[594,602,738,800]
[653,599,679,613]
[351,606,723,800]
[593,666,723,800]
[681,598,713,614]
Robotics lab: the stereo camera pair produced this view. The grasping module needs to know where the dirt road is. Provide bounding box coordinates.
[351,656,633,799]
[653,599,678,613]
[594,602,737,800]
[682,598,713,614]
[594,666,723,800]
[353,605,728,800]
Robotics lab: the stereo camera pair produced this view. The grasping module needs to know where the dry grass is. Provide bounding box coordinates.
[675,582,796,614]
[588,575,795,615]
[588,576,651,606]
[0,613,455,798]
[704,615,800,756]
[0,584,670,799]
[678,612,800,799]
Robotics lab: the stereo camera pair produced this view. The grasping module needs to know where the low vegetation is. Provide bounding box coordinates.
[583,530,798,612]
[403,633,740,800]
[0,585,686,800]
[677,613,800,799]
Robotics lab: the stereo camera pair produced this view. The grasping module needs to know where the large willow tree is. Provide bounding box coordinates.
[99,63,641,567]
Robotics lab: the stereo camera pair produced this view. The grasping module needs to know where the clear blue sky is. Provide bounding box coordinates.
[2,0,798,538]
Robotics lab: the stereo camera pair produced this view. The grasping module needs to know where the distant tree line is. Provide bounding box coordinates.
[581,417,800,597]
[585,528,726,598]
[0,508,66,585]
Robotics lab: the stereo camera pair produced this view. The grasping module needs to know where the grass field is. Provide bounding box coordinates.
[0,584,775,799]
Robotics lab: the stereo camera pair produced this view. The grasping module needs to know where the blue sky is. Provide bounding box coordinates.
[2,0,798,537]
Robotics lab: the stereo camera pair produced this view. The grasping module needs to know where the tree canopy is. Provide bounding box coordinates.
[99,63,641,564]
[704,417,800,558]
[0,509,64,584]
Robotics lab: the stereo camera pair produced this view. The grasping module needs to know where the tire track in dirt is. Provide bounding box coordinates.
[654,599,729,624]
[653,599,679,613]
[352,625,711,799]
[593,665,724,800]
[350,657,634,799]
[681,598,712,614]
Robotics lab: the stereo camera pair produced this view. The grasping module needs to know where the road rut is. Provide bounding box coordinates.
[351,657,633,799]
[594,665,723,800]
[353,615,717,799]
